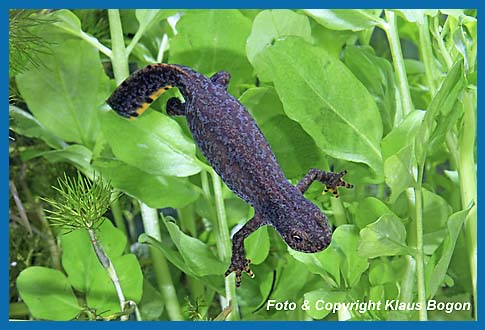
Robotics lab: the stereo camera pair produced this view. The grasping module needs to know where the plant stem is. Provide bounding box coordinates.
[382,10,414,118]
[413,166,428,321]
[87,228,128,319]
[330,197,346,226]
[457,89,477,317]
[418,16,437,96]
[108,9,129,83]
[139,203,183,320]
[210,169,239,320]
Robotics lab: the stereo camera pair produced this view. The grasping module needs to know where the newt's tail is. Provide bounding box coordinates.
[107,63,189,119]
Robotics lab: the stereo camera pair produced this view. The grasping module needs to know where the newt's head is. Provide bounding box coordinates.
[274,199,333,253]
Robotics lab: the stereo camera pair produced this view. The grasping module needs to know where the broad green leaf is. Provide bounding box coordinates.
[382,110,426,202]
[165,221,227,276]
[303,286,347,319]
[268,256,311,302]
[100,109,201,177]
[369,260,397,286]
[253,37,383,177]
[135,10,162,31]
[138,234,225,292]
[382,110,425,160]
[246,10,312,64]
[332,225,369,286]
[61,219,127,293]
[358,214,413,258]
[384,145,417,203]
[422,189,452,255]
[87,254,143,315]
[16,38,109,148]
[139,234,194,276]
[21,144,92,174]
[169,10,253,95]
[245,226,269,265]
[425,208,471,299]
[16,267,82,320]
[291,225,368,288]
[354,197,397,229]
[289,243,341,288]
[394,10,438,24]
[9,105,66,149]
[344,45,399,134]
[239,87,325,179]
[303,9,383,31]
[51,9,106,48]
[309,20,353,58]
[93,158,199,209]
[138,279,164,320]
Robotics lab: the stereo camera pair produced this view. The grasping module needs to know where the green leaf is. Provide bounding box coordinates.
[416,60,465,164]
[245,226,269,265]
[61,219,127,293]
[165,221,227,276]
[358,214,413,258]
[422,189,452,255]
[16,38,109,148]
[382,110,425,160]
[93,158,199,209]
[290,225,368,288]
[382,110,426,202]
[138,234,225,292]
[354,197,397,229]
[246,10,312,64]
[100,109,201,177]
[303,286,347,319]
[425,208,471,299]
[394,10,438,24]
[303,9,383,31]
[269,256,311,302]
[343,45,399,134]
[87,254,143,316]
[139,234,194,276]
[289,243,341,288]
[138,279,164,320]
[169,10,253,95]
[384,145,417,203]
[134,9,162,31]
[21,144,93,174]
[16,266,82,320]
[239,87,325,179]
[253,37,383,177]
[51,9,103,45]
[9,105,66,149]
[309,20,353,58]
[332,225,369,286]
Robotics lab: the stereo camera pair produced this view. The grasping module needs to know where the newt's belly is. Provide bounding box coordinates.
[187,91,287,208]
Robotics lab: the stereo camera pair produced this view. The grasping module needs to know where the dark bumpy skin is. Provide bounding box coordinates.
[107,64,353,287]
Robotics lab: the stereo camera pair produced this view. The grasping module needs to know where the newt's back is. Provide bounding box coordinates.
[185,80,289,209]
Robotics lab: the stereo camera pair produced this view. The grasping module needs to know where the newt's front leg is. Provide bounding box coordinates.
[225,214,265,287]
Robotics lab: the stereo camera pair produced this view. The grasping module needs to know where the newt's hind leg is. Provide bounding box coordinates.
[166,97,186,116]
[210,71,231,89]
[296,169,353,197]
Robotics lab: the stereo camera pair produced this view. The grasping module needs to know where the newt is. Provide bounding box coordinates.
[107,63,353,287]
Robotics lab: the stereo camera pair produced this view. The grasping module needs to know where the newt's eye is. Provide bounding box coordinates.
[292,234,303,242]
